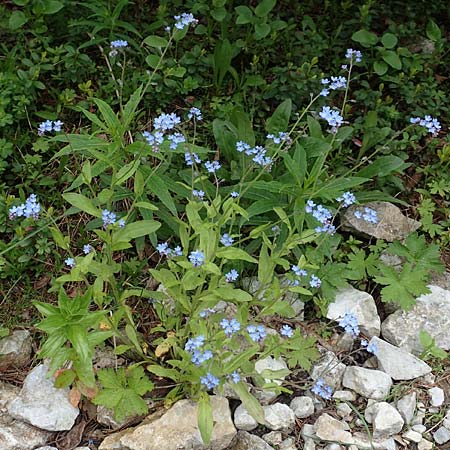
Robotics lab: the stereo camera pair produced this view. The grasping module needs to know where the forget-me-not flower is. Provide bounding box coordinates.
[189,250,205,267]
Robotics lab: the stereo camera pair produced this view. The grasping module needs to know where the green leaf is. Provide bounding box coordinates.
[215,287,253,302]
[146,174,177,216]
[198,392,213,445]
[381,50,402,70]
[49,226,70,251]
[62,193,101,217]
[42,0,64,14]
[143,35,169,48]
[381,33,398,49]
[54,369,76,388]
[373,60,388,76]
[216,247,257,263]
[113,159,140,186]
[356,155,408,178]
[232,382,266,424]
[66,325,90,363]
[235,5,253,24]
[211,6,227,22]
[9,11,28,29]
[255,0,276,17]
[214,39,233,88]
[145,54,160,69]
[426,20,441,42]
[254,22,271,40]
[352,29,378,46]
[266,99,292,134]
[93,98,121,134]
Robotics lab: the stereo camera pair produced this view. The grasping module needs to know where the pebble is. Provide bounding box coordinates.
[290,396,314,419]
[234,403,258,431]
[428,386,445,407]
[263,403,295,431]
[433,426,450,444]
[402,429,422,443]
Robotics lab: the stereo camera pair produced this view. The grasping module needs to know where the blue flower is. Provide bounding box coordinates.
[311,377,333,400]
[192,189,205,200]
[266,132,290,145]
[83,244,93,254]
[174,12,198,30]
[236,141,251,153]
[37,120,63,136]
[319,106,344,131]
[225,269,239,283]
[305,200,316,213]
[292,265,307,277]
[110,40,128,49]
[153,113,181,132]
[309,275,321,288]
[118,218,126,228]
[199,308,215,318]
[280,325,294,337]
[65,257,76,268]
[220,233,234,247]
[157,242,172,256]
[220,318,241,337]
[143,131,164,148]
[315,222,336,235]
[361,339,378,354]
[200,372,220,390]
[53,120,63,132]
[329,76,347,90]
[205,160,221,173]
[247,324,266,343]
[172,246,183,257]
[252,148,272,167]
[410,115,441,136]
[102,209,117,227]
[185,152,201,166]
[229,371,240,384]
[188,107,202,121]
[185,335,205,353]
[354,207,378,224]
[230,191,239,198]
[167,132,186,150]
[338,312,360,338]
[191,349,213,366]
[189,250,205,267]
[345,48,362,63]
[337,192,356,208]
[9,194,41,220]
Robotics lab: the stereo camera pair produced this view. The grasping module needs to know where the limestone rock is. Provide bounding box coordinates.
[342,366,392,400]
[402,429,422,443]
[263,403,295,431]
[370,337,431,380]
[351,432,397,450]
[433,426,450,444]
[234,404,258,431]
[365,402,404,438]
[428,386,445,407]
[333,390,356,401]
[381,285,450,354]
[327,287,380,337]
[228,431,275,450]
[341,201,421,242]
[310,351,346,390]
[262,431,283,446]
[290,396,314,418]
[101,396,236,450]
[313,413,354,445]
[0,330,32,370]
[418,439,433,450]
[7,363,79,431]
[396,391,416,424]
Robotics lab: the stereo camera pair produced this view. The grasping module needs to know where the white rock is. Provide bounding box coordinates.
[412,424,427,433]
[7,363,79,431]
[433,426,450,444]
[263,403,295,431]
[303,438,316,450]
[255,356,288,386]
[333,390,356,401]
[381,285,450,354]
[0,330,32,370]
[290,396,314,418]
[313,413,354,445]
[342,366,392,400]
[327,287,381,337]
[35,447,58,450]
[234,404,258,431]
[310,351,346,390]
[324,444,343,450]
[372,403,404,438]
[402,429,422,443]
[411,410,425,426]
[428,386,445,407]
[279,437,297,450]
[370,337,431,380]
[336,402,352,419]
[301,423,316,440]
[417,439,433,450]
[351,432,397,450]
[443,410,450,430]
[396,391,416,424]
[228,431,275,450]
[262,431,283,446]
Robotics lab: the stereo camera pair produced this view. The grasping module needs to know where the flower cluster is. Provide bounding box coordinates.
[220,318,241,337]
[200,372,219,389]
[185,152,202,166]
[9,194,41,220]
[247,324,267,342]
[102,209,125,228]
[266,131,291,145]
[110,40,128,49]
[312,377,333,400]
[192,189,205,200]
[319,106,344,131]
[189,250,205,267]
[320,76,347,96]
[156,242,183,257]
[38,120,63,136]
[309,274,321,288]
[143,112,185,152]
[229,371,240,384]
[205,160,221,173]
[236,141,273,168]
[225,269,239,282]
[338,312,360,338]
[174,12,198,30]
[345,48,362,63]
[305,200,335,234]
[188,107,202,121]
[289,265,321,289]
[361,339,378,354]
[220,233,234,247]
[410,116,441,136]
[354,207,378,224]
[337,191,356,208]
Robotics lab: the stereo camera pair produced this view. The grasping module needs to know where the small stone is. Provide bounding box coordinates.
[97,405,131,429]
[352,432,397,450]
[310,351,346,390]
[371,337,431,380]
[336,402,352,419]
[402,429,422,443]
[35,447,58,450]
[396,391,416,424]
[417,438,433,450]
[428,386,445,407]
[263,403,295,431]
[364,402,404,438]
[303,438,316,450]
[253,356,288,404]
[433,426,450,444]
[262,431,283,446]
[333,390,357,401]
[7,363,79,431]
[0,330,32,370]
[342,366,392,400]
[327,286,381,337]
[234,404,258,431]
[324,445,343,450]
[442,410,450,430]
[411,411,425,426]
[301,423,316,440]
[313,413,354,445]
[229,431,275,450]
[412,424,427,433]
[279,437,297,450]
[290,396,314,418]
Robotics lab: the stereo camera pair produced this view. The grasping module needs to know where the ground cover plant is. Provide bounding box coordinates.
[1,0,450,447]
